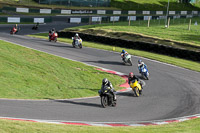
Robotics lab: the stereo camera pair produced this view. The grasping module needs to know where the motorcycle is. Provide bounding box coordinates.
[32,23,39,30]
[140,66,149,80]
[130,80,142,97]
[49,32,58,42]
[72,37,82,48]
[32,25,38,30]
[121,54,132,66]
[10,27,18,35]
[99,87,116,108]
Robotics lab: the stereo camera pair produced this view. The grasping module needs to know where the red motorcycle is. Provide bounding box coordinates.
[49,32,58,42]
[10,27,18,35]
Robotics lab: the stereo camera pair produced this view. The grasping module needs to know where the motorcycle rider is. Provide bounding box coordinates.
[49,28,56,40]
[98,78,116,103]
[128,72,143,89]
[138,59,147,73]
[33,22,39,29]
[73,33,80,44]
[12,24,18,33]
[121,50,128,62]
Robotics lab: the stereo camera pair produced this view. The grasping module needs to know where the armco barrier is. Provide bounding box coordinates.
[0,17,7,22]
[0,16,52,23]
[58,31,200,61]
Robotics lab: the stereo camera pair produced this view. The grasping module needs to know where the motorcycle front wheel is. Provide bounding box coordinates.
[54,38,57,42]
[128,59,132,66]
[72,42,75,48]
[101,96,108,108]
[79,43,82,49]
[134,87,140,97]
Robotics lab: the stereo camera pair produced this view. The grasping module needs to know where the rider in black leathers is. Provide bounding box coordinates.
[99,78,116,104]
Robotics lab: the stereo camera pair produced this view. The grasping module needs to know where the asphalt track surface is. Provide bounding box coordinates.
[0,23,200,123]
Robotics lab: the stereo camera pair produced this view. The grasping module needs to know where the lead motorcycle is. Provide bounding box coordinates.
[98,86,116,108]
[121,54,132,66]
[72,37,82,48]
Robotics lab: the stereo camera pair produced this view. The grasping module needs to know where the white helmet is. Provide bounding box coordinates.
[75,33,79,37]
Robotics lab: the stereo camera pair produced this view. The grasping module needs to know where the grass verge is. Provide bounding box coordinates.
[0,40,124,99]
[0,118,200,133]
[28,33,200,72]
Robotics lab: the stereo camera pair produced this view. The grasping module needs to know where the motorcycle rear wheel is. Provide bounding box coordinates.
[112,100,117,107]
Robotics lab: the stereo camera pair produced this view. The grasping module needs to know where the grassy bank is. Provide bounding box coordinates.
[0,0,116,10]
[28,33,200,72]
[64,18,200,51]
[0,40,124,99]
[0,117,200,133]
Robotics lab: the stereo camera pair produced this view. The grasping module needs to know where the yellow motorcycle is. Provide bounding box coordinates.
[130,80,142,97]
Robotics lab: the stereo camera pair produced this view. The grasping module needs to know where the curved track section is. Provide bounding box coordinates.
[0,23,200,123]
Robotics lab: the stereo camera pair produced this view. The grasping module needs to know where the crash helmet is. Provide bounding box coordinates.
[75,33,79,37]
[129,72,134,77]
[122,50,125,53]
[52,28,55,31]
[102,78,108,85]
[138,59,142,64]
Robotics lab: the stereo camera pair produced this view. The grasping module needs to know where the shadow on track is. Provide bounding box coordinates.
[85,60,124,66]
[117,91,135,97]
[54,99,101,108]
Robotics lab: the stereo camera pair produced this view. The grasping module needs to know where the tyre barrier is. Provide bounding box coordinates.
[58,31,200,62]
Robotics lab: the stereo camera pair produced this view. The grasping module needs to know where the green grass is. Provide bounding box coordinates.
[0,40,124,99]
[0,117,200,133]
[0,0,117,10]
[28,33,200,72]
[64,18,200,51]
[0,0,200,11]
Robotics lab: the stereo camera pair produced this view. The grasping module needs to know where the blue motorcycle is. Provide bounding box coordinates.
[139,66,149,80]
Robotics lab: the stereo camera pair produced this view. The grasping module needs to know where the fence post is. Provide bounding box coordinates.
[99,17,101,24]
[188,19,191,31]
[129,16,131,26]
[113,16,115,25]
[89,17,92,25]
[148,16,150,27]
[167,17,170,28]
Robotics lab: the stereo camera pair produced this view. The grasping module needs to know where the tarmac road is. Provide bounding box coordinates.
[0,23,200,123]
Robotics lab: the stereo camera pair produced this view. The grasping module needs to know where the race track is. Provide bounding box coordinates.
[0,23,200,123]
